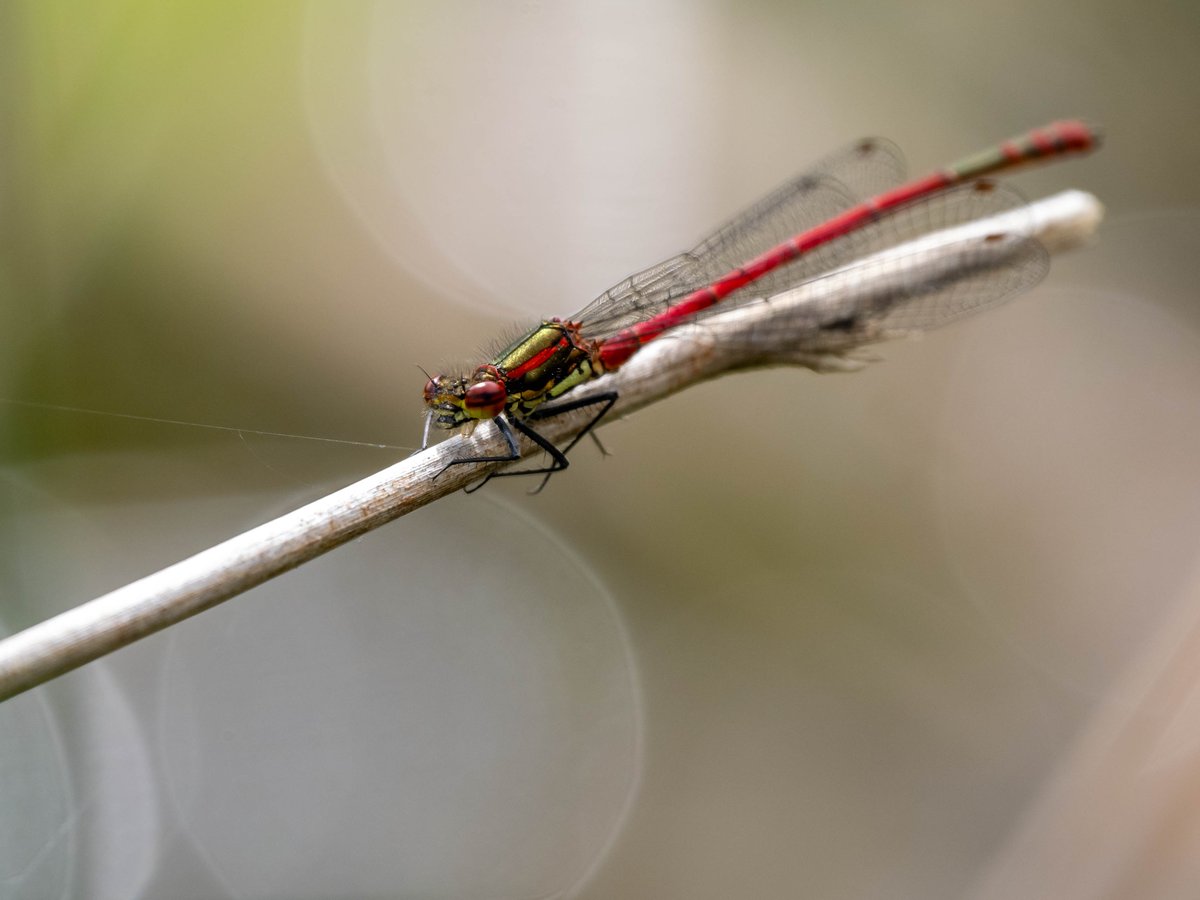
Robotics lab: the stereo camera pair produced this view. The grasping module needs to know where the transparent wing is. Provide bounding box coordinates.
[715,183,1050,352]
[588,177,1046,347]
[872,232,1049,334]
[571,137,907,337]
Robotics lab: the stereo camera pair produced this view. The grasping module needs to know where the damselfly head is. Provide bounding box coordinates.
[422,368,507,430]
[422,373,470,430]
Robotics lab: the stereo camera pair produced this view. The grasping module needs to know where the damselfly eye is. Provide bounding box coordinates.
[463,380,506,419]
[422,378,439,404]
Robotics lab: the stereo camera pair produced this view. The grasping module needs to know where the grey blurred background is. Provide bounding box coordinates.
[2,1,1200,898]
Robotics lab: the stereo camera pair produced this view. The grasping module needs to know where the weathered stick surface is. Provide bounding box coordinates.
[0,190,1103,701]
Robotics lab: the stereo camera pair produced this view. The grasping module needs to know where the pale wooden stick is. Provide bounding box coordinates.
[0,190,1103,702]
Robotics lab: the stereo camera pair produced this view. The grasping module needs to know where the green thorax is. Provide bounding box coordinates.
[491,319,604,418]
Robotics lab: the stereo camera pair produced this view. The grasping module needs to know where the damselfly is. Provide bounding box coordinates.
[422,121,1099,486]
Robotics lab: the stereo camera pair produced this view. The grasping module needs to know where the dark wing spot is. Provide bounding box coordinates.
[823,315,858,332]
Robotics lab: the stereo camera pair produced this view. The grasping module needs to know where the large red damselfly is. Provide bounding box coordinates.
[422,121,1099,487]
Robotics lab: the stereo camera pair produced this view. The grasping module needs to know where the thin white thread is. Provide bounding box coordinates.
[0,398,410,451]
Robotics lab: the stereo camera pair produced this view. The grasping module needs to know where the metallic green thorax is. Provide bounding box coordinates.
[423,319,605,431]
[493,320,603,418]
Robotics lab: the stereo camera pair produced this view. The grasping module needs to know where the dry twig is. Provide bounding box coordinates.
[0,190,1103,701]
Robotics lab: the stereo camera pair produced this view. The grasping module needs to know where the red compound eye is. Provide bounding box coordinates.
[463,380,506,418]
[422,378,439,403]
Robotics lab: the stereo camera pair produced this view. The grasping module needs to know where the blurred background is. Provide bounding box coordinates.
[2,1,1200,897]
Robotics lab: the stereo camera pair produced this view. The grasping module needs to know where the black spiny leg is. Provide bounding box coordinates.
[433,414,523,482]
[529,389,617,461]
[448,391,618,495]
[487,390,618,493]
[459,413,573,494]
